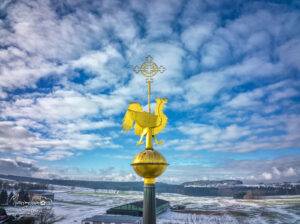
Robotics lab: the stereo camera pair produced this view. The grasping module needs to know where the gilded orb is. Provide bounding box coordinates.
[131,149,168,184]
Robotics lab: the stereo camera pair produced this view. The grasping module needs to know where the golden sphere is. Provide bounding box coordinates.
[131,149,168,179]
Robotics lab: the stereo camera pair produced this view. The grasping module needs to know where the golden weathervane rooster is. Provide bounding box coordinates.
[122,98,168,146]
[122,56,167,149]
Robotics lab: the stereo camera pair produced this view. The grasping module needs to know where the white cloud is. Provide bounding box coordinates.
[222,125,250,140]
[0,121,40,153]
[2,90,99,121]
[178,123,249,142]
[261,172,273,180]
[183,72,225,106]
[0,111,118,159]
[201,38,230,68]
[272,167,281,176]
[163,155,300,184]
[51,166,139,182]
[171,112,300,152]
[0,89,7,99]
[0,0,137,90]
[278,38,300,71]
[71,46,121,73]
[225,57,284,78]
[61,120,117,132]
[226,88,263,108]
[246,166,297,183]
[181,22,216,52]
[284,167,296,177]
[144,0,182,38]
[245,31,271,52]
[70,45,129,93]
[12,164,135,181]
[0,157,42,177]
[37,150,74,161]
[269,88,299,102]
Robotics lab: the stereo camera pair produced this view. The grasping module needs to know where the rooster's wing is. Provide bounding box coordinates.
[122,102,143,131]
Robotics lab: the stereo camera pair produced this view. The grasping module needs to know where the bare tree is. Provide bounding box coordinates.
[35,207,56,224]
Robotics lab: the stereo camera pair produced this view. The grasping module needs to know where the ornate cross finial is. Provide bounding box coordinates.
[133,55,166,80]
[133,56,166,113]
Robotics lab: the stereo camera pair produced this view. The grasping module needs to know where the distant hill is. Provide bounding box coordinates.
[0,173,299,198]
[182,180,243,187]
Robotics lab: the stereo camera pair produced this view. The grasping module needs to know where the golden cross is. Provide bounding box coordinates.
[133,56,166,113]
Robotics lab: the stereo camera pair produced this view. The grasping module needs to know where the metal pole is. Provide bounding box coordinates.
[147,80,151,113]
[145,129,153,150]
[143,183,156,224]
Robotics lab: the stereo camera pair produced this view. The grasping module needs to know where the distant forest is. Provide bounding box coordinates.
[0,174,299,198]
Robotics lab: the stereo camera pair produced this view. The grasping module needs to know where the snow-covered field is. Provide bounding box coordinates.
[6,185,300,224]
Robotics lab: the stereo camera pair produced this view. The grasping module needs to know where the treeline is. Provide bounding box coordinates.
[0,179,47,191]
[0,174,299,197]
[182,180,243,186]
[182,185,300,197]
[0,189,30,206]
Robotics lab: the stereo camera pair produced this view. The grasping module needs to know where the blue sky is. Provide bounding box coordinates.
[0,0,299,183]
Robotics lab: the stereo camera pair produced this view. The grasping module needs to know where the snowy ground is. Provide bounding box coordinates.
[5,185,300,224]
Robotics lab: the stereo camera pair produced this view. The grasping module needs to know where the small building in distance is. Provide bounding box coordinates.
[28,190,54,202]
[81,215,142,224]
[106,198,169,217]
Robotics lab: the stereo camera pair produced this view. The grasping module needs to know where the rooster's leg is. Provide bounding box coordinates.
[136,135,144,145]
[136,128,147,145]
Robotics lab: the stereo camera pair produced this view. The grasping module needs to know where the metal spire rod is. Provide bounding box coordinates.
[147,80,151,113]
